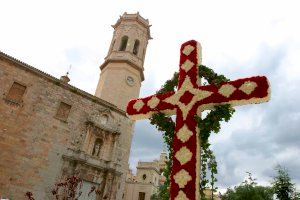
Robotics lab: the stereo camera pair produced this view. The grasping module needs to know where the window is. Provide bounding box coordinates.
[55,102,72,121]
[6,82,26,103]
[133,40,140,55]
[138,192,146,200]
[92,138,103,157]
[119,36,128,51]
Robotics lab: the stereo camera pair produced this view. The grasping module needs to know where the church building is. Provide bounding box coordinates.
[124,152,167,200]
[0,12,151,200]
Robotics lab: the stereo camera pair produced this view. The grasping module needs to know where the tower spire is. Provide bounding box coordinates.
[95,12,151,111]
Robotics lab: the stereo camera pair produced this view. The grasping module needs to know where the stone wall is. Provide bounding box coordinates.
[0,53,134,200]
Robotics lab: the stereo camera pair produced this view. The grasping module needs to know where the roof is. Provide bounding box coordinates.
[0,51,127,116]
[112,12,152,40]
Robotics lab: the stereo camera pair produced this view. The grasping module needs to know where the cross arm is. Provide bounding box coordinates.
[198,76,271,111]
[126,91,177,120]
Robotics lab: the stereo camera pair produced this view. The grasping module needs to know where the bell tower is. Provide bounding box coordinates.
[95,12,152,111]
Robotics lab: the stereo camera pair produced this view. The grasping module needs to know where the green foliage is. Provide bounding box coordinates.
[150,193,161,200]
[157,72,178,94]
[150,185,172,200]
[221,172,274,200]
[208,153,218,193]
[272,165,300,200]
[199,65,230,87]
[293,193,300,200]
[150,65,235,200]
[221,167,300,200]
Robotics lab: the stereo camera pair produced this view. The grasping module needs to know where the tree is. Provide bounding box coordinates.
[271,165,300,200]
[221,172,273,200]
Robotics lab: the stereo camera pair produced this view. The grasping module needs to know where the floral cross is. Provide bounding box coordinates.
[126,40,270,200]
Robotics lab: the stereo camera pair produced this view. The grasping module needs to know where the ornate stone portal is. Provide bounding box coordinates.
[62,109,122,199]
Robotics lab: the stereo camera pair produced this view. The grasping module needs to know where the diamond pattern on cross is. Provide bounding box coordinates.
[218,84,236,98]
[173,169,192,188]
[147,96,160,109]
[182,45,195,56]
[181,59,194,72]
[239,81,258,95]
[163,77,213,120]
[175,146,193,165]
[177,125,193,143]
[133,100,144,111]
[175,191,189,200]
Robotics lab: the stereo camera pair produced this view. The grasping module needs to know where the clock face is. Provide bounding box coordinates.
[126,76,135,86]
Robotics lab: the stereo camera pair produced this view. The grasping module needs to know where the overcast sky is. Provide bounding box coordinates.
[1,0,300,191]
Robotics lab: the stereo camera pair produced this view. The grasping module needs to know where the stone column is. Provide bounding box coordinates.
[109,175,120,200]
[102,171,115,200]
[110,134,119,162]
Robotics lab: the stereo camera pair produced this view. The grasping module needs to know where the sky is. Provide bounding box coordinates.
[1,0,300,191]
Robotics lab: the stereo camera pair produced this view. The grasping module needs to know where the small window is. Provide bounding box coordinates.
[6,82,26,103]
[119,36,128,51]
[133,40,140,55]
[138,192,146,200]
[55,102,72,121]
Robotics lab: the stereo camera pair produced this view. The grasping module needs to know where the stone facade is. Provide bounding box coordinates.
[123,152,167,200]
[0,12,151,200]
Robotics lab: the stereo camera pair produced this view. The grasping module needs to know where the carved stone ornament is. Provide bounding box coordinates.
[87,108,120,134]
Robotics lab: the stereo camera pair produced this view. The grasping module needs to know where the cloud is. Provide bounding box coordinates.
[210,43,300,189]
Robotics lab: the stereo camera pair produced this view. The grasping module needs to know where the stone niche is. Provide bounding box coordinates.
[83,108,121,161]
